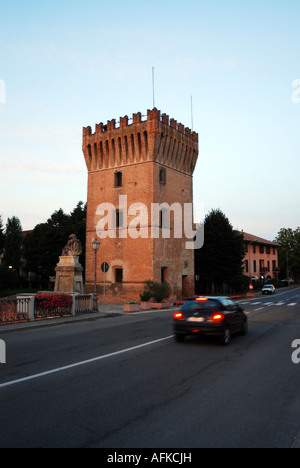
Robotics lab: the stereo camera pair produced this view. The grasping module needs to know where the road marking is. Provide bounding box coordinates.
[288,303,297,307]
[0,335,174,389]
[275,302,285,306]
[252,302,262,305]
[254,307,264,311]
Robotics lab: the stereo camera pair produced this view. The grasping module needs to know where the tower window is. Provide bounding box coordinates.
[159,168,166,185]
[114,171,123,188]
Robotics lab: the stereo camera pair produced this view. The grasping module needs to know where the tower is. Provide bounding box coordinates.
[83,108,199,303]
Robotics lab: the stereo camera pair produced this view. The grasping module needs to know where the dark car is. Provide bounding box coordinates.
[173,296,248,345]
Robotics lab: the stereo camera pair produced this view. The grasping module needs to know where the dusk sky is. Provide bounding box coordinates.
[0,0,299,241]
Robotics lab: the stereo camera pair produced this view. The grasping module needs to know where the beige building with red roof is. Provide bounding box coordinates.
[242,231,280,282]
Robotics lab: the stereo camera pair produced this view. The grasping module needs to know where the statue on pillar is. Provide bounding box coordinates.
[61,234,83,257]
[54,234,84,293]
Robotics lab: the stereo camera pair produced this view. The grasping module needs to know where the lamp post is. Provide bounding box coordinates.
[92,238,100,312]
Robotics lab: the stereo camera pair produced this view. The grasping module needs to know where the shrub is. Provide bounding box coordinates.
[140,280,171,303]
[139,280,153,302]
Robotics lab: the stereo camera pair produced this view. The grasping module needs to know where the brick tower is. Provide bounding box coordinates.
[83,108,199,303]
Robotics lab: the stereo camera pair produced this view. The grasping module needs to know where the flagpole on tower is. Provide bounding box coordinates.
[152,67,155,108]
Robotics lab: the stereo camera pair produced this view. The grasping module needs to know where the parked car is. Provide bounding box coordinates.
[262,284,276,295]
[173,296,248,346]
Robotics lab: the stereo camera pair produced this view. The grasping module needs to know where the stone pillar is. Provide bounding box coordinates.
[54,256,84,294]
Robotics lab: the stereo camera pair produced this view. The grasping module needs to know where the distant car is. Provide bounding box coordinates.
[262,284,276,295]
[173,296,248,345]
[281,278,294,284]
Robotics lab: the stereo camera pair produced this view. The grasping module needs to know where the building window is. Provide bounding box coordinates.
[253,260,257,273]
[115,268,123,283]
[159,168,166,185]
[114,171,123,188]
[266,246,270,254]
[245,260,249,273]
[259,245,264,254]
[161,267,168,283]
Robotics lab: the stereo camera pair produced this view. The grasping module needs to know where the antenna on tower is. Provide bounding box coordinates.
[152,67,155,108]
[191,95,194,131]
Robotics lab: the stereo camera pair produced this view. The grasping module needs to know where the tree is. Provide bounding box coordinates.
[195,209,245,294]
[3,216,23,270]
[0,215,4,254]
[275,227,300,280]
[24,202,86,287]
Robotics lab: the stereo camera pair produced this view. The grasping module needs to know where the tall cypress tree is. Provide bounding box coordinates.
[195,209,245,294]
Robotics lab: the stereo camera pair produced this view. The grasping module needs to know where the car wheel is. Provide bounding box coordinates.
[221,327,231,345]
[175,333,185,343]
[241,320,248,336]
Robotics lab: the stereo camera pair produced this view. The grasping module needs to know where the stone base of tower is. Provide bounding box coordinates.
[84,279,195,305]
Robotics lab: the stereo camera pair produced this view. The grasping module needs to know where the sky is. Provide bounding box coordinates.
[0,0,300,241]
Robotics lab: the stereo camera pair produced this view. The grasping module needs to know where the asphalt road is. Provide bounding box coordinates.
[0,287,300,448]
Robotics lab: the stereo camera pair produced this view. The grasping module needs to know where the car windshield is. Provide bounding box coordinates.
[264,285,272,288]
[181,299,220,312]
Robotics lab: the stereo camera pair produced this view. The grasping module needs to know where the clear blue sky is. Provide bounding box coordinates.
[0,0,299,240]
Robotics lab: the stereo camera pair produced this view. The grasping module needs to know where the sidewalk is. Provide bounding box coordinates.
[0,304,126,333]
[0,303,175,333]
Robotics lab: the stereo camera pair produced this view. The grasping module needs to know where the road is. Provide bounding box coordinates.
[0,287,300,448]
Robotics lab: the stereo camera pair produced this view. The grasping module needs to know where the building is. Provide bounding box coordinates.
[83,108,199,303]
[242,231,280,282]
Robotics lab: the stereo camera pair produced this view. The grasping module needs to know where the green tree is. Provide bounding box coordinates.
[0,215,4,254]
[24,202,86,287]
[275,227,300,280]
[3,216,23,270]
[195,209,245,294]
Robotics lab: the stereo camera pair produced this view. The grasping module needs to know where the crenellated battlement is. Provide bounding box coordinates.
[83,108,198,142]
[82,108,198,175]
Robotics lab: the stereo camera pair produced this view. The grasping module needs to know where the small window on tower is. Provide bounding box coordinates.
[115,268,123,283]
[114,171,123,188]
[159,168,166,185]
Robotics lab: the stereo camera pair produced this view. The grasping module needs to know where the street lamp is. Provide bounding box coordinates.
[92,238,100,312]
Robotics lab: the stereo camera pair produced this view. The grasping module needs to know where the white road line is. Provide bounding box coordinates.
[255,307,264,311]
[0,335,174,389]
[288,303,297,307]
